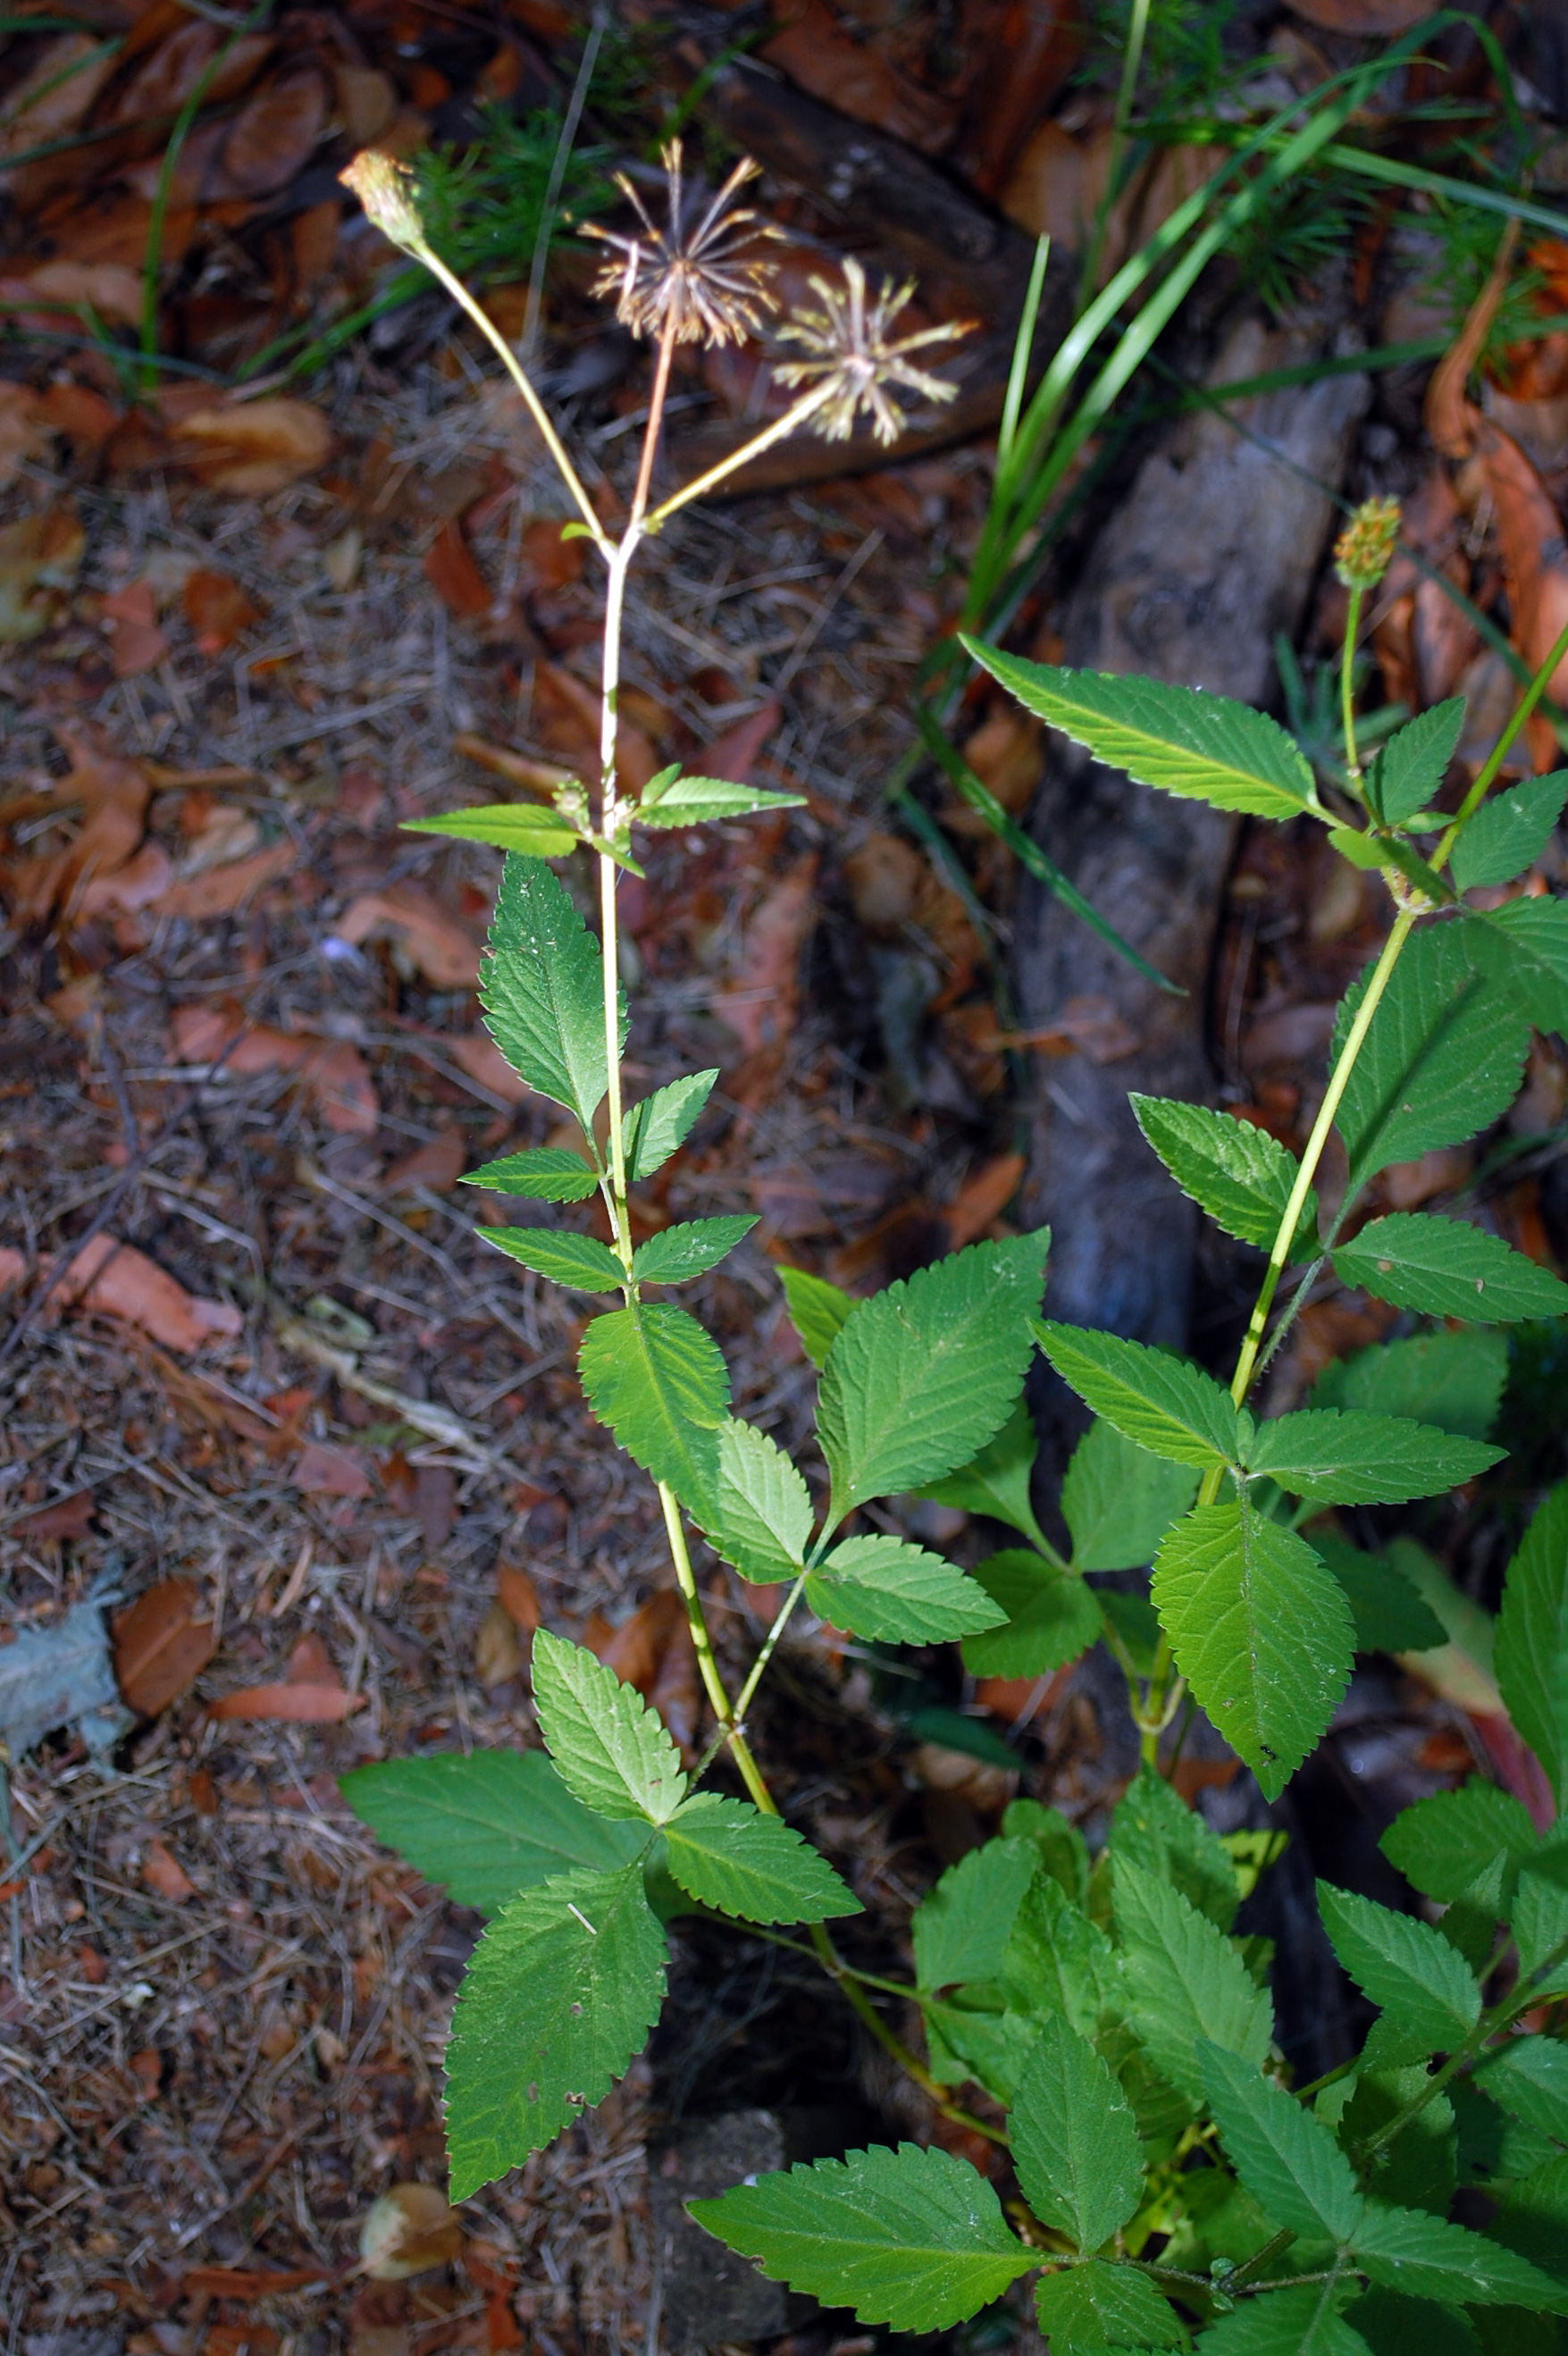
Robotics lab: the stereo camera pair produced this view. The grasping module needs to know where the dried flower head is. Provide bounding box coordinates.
[583,140,781,348]
[773,258,971,446]
[340,149,426,255]
[1334,495,1401,591]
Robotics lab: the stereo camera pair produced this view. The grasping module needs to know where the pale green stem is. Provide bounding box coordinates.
[1435,610,1568,868]
[732,1572,809,1723]
[597,539,636,1262]
[641,382,834,532]
[1340,584,1364,792]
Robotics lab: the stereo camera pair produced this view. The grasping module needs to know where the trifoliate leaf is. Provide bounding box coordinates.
[818,1232,1050,1521]
[806,1535,1005,1644]
[696,1419,813,1583]
[662,1793,859,1924]
[481,854,623,1127]
[1452,772,1568,892]
[688,2142,1036,2332]
[1199,2040,1363,2243]
[633,1214,758,1286]
[1332,1213,1568,1325]
[1061,1417,1200,1572]
[1380,1783,1539,1906]
[624,1069,717,1182]
[479,1225,625,1293]
[444,1861,666,2196]
[532,1630,686,1824]
[1351,2198,1568,2310]
[403,803,578,858]
[1368,700,1465,826]
[1113,1857,1272,2105]
[461,1145,600,1201]
[578,1302,728,1513]
[1131,1094,1318,1258]
[1317,1882,1479,2063]
[1012,2016,1145,2253]
[912,1838,1038,1992]
[1035,1321,1239,1470]
[960,1551,1101,1678]
[962,644,1316,820]
[1152,1500,1354,1801]
[1245,1406,1505,1504]
[1494,1482,1568,1813]
[340,1749,647,1915]
[1311,1329,1506,1443]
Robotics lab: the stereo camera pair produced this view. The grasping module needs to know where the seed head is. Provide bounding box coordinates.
[773,258,971,446]
[1334,495,1401,591]
[340,149,426,255]
[583,140,781,348]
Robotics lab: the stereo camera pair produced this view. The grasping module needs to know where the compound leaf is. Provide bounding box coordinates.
[807,1535,1004,1645]
[1380,1784,1539,1906]
[777,1264,854,1368]
[964,646,1315,820]
[662,1793,859,1924]
[479,1225,625,1294]
[1111,1763,1240,1932]
[1351,2199,1567,2310]
[1132,1094,1318,1258]
[1152,1501,1354,1801]
[633,1214,758,1287]
[1317,1882,1479,2062]
[578,1302,729,1513]
[1036,1322,1239,1470]
[1494,1483,1568,1813]
[1370,700,1465,826]
[1012,2016,1145,2253]
[1452,773,1568,892]
[917,1396,1049,1550]
[1513,1845,1568,1996]
[340,1749,646,1915]
[532,1630,685,1824]
[1488,2153,1568,2288]
[697,1420,813,1583]
[636,772,806,826]
[481,854,620,1126]
[461,1146,600,1202]
[1312,1330,1506,1443]
[624,1069,717,1182]
[444,1861,667,2197]
[1114,1857,1272,2105]
[689,2142,1036,2332]
[1246,1406,1505,1505]
[1199,2041,1363,2243]
[403,802,578,858]
[1332,926,1528,1191]
[1202,2284,1376,2353]
[818,1233,1050,1520]
[1062,1417,1200,1572]
[1463,896,1568,1035]
[913,1838,1038,1991]
[960,1551,1102,1678]
[1478,2036,1568,2140]
[1332,1214,1568,1325]
[1033,2259,1180,2349]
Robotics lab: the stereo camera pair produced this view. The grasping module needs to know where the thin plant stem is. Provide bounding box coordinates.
[522,4,603,367]
[1436,611,1568,868]
[596,543,634,1247]
[631,321,679,525]
[732,1572,808,1723]
[641,383,833,531]
[1340,584,1364,790]
[1079,0,1150,305]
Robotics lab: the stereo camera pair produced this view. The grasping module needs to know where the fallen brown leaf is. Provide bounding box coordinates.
[183,567,263,655]
[447,1033,531,1104]
[359,2182,464,2281]
[213,67,328,199]
[532,658,655,794]
[0,1245,25,1292]
[698,697,784,785]
[0,501,85,644]
[153,839,297,918]
[50,1232,241,1352]
[0,383,46,487]
[496,1563,541,1636]
[382,1130,467,1193]
[10,1489,95,1547]
[944,1153,1026,1251]
[0,33,117,169]
[587,1588,700,1756]
[292,1442,373,1499]
[424,516,493,619]
[1473,418,1568,768]
[100,578,171,677]
[715,854,818,1055]
[1001,994,1141,1064]
[1285,0,1430,24]
[335,885,482,990]
[474,1601,522,1688]
[761,0,955,152]
[113,1579,216,1715]
[168,397,331,495]
[182,2268,331,2298]
[141,1838,197,1902]
[171,1002,378,1134]
[208,1630,364,1723]
[1,259,141,328]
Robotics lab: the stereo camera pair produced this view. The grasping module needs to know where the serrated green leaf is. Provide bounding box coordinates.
[624,1069,717,1183]
[1452,2073,1558,2186]
[1351,2198,1568,2310]
[688,2142,1036,2331]
[696,1419,813,1582]
[806,1534,1005,1644]
[1317,1882,1479,2062]
[1369,700,1465,826]
[960,1551,1101,1678]
[1131,1094,1318,1258]
[913,1838,1038,1991]
[1036,1322,1239,1470]
[1003,1798,1090,1906]
[1002,1873,1118,2041]
[1062,1417,1200,1572]
[1312,1330,1507,1443]
[1463,897,1568,1035]
[662,1793,859,1924]
[461,1145,600,1202]
[1332,926,1528,1191]
[578,1302,728,1513]
[1494,1483,1568,1812]
[632,1214,758,1286]
[1489,2153,1568,2288]
[481,855,621,1126]
[1307,1532,1447,1656]
[444,1861,667,2196]
[1034,2258,1180,2348]
[1331,822,1405,873]
[924,1992,1036,2107]
[777,1262,853,1369]
[1152,1501,1354,1801]
[964,644,1315,820]
[1114,1857,1272,2104]
[1199,2040,1363,2242]
[1246,1406,1505,1504]
[403,802,579,858]
[1203,2283,1375,2353]
[1380,1784,1539,1906]
[916,1396,1049,1549]
[1112,1764,1240,1932]
[339,1749,647,1915]
[1477,2036,1568,2141]
[1513,1845,1568,1997]
[532,1630,686,1824]
[1453,774,1568,892]
[1341,2067,1457,2218]
[634,774,806,826]
[1098,1586,1162,1676]
[479,1224,625,1293]
[1011,2016,1145,2253]
[818,1233,1050,1520]
[1332,1214,1568,1325]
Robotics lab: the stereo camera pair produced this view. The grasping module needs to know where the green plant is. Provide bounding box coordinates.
[334,140,1568,2344]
